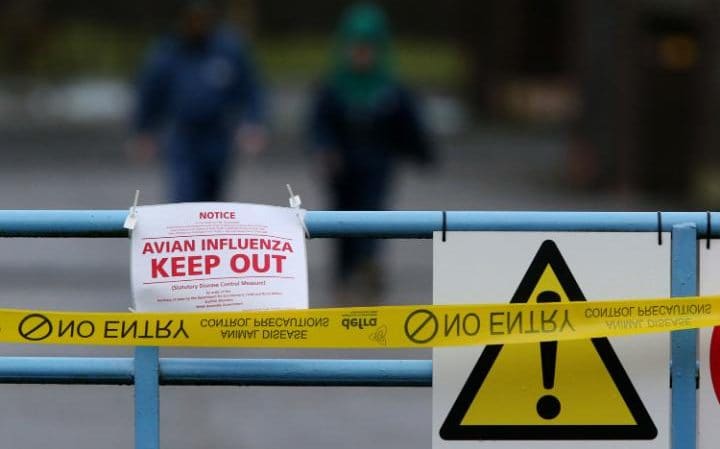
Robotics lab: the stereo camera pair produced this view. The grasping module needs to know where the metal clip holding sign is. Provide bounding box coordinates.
[287,184,310,238]
[123,190,141,231]
[442,210,447,242]
[707,211,712,249]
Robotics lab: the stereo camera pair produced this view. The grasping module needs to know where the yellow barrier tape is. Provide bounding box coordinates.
[3,296,719,348]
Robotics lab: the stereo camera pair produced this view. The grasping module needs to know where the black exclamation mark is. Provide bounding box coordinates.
[536,290,561,420]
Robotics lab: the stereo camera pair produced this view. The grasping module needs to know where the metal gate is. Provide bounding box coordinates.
[0,210,705,449]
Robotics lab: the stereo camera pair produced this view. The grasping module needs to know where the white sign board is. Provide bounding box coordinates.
[433,232,670,449]
[699,241,720,449]
[130,203,308,312]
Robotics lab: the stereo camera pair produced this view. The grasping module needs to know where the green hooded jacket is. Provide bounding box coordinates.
[331,3,396,110]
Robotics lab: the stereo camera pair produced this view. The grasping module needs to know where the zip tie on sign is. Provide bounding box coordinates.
[123,190,141,230]
[287,184,309,238]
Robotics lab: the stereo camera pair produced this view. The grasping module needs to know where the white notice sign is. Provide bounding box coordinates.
[130,203,308,312]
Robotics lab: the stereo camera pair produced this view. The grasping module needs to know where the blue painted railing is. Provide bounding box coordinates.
[0,210,704,449]
[0,357,431,386]
[0,210,718,237]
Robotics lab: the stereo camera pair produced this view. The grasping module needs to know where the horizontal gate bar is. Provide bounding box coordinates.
[0,358,431,386]
[0,210,719,238]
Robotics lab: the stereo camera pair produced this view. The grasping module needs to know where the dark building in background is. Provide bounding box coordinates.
[447,0,720,198]
[574,0,719,197]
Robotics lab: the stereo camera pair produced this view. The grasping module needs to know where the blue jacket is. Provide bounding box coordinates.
[135,27,264,149]
[310,82,432,178]
[309,82,433,211]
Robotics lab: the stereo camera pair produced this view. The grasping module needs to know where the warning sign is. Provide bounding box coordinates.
[130,203,308,312]
[699,243,720,449]
[440,240,655,439]
[433,232,670,448]
[711,328,720,404]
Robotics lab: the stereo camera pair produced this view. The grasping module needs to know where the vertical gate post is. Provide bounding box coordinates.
[671,224,698,449]
[134,346,160,449]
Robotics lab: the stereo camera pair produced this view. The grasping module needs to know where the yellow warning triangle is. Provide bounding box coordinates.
[440,240,657,440]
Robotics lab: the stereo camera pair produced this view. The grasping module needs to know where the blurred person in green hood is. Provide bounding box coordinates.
[309,3,433,303]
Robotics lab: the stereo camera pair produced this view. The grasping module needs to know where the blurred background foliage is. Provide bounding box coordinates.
[0,23,466,89]
[0,0,469,89]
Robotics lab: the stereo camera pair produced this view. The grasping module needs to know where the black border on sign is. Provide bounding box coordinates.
[439,239,658,440]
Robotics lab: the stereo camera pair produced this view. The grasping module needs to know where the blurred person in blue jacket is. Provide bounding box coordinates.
[309,3,433,301]
[130,1,266,202]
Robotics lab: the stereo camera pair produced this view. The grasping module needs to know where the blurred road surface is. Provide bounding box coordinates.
[0,122,667,448]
